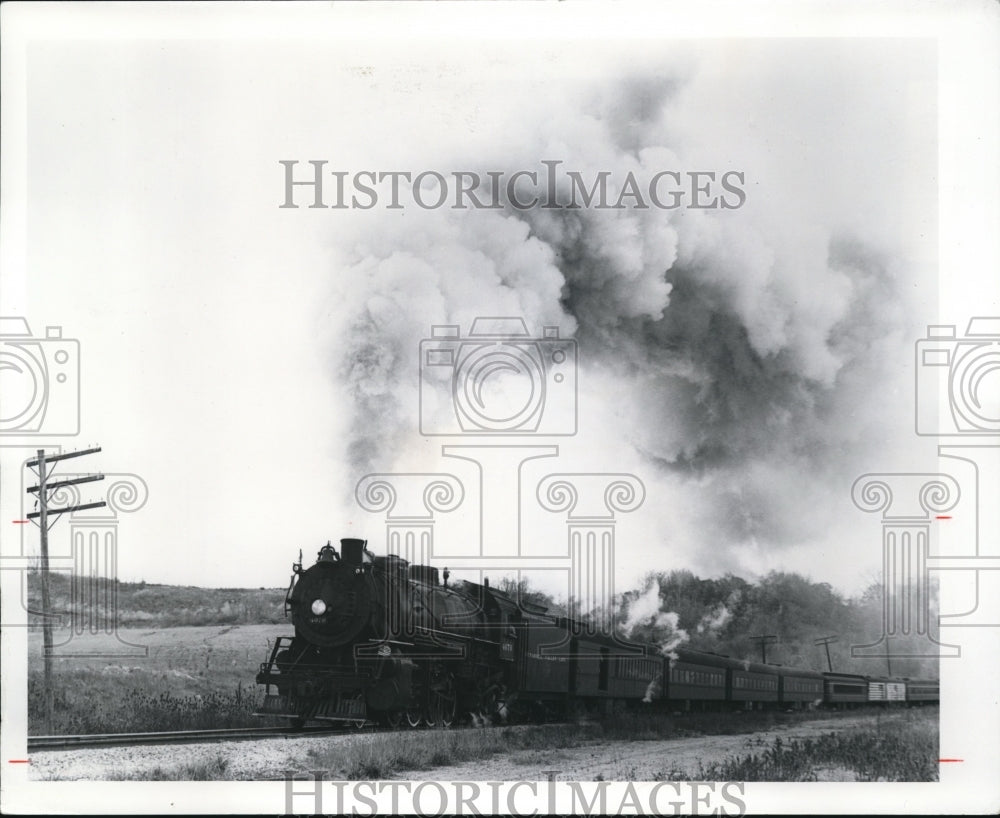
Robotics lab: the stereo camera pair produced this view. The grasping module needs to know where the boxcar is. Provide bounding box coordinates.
[666,648,729,705]
[886,680,906,702]
[777,666,824,707]
[867,677,888,703]
[823,672,868,706]
[731,660,780,707]
[867,677,906,703]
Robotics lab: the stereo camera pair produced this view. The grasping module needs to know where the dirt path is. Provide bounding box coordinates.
[31,713,891,781]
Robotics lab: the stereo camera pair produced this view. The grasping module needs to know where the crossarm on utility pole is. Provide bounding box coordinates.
[27,501,107,520]
[27,474,104,494]
[25,447,102,468]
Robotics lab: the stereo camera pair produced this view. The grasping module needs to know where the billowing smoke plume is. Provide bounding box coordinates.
[326,49,924,584]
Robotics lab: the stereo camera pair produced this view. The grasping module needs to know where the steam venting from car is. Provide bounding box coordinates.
[326,54,920,576]
[622,581,690,655]
[619,580,690,703]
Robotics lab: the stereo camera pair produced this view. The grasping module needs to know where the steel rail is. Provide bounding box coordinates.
[27,725,346,752]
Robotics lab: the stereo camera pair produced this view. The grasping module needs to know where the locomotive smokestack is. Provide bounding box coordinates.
[340,538,367,565]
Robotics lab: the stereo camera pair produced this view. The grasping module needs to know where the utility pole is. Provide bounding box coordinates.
[26,447,106,734]
[814,635,838,672]
[750,634,778,664]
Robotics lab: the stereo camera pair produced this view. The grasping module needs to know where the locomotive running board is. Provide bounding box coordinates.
[255,693,368,723]
[254,694,301,719]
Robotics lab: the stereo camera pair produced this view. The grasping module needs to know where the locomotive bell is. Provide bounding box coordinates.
[340,538,367,565]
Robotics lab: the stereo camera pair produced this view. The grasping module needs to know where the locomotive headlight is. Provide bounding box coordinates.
[311,599,327,616]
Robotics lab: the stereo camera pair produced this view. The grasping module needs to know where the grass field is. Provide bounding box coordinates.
[26,624,287,734]
[21,572,291,733]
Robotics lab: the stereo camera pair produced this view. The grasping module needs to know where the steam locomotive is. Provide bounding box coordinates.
[255,538,938,726]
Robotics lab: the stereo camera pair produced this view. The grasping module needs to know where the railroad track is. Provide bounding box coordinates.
[27,719,567,752]
[27,725,349,752]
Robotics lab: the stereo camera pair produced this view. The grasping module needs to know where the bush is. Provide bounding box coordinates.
[694,712,938,782]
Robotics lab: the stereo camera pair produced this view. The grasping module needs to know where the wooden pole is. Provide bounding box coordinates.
[37,449,53,735]
[814,635,838,672]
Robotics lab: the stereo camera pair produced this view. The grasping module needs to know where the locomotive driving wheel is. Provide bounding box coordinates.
[426,665,457,728]
[381,709,403,728]
[405,669,426,728]
[404,707,424,728]
[477,686,498,724]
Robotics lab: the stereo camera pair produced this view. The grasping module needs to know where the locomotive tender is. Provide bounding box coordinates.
[255,538,938,726]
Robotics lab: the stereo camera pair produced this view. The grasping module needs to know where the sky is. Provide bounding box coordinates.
[0,24,993,603]
[3,7,1000,816]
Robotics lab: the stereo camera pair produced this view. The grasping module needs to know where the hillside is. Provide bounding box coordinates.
[24,572,286,628]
